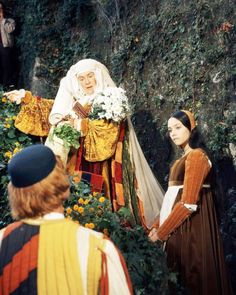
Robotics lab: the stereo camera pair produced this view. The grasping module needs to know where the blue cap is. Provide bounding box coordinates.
[8,145,56,188]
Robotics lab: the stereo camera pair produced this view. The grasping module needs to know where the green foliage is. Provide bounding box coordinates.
[0,174,12,229]
[110,226,177,295]
[14,0,96,93]
[0,92,33,229]
[52,124,81,149]
[207,108,236,157]
[12,0,236,164]
[65,177,119,233]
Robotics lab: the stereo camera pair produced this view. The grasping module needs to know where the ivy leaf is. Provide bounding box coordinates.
[0,163,6,171]
[18,135,29,142]
[7,130,16,139]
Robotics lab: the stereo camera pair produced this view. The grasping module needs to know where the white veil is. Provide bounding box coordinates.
[48,58,164,227]
[49,59,116,124]
[127,118,164,228]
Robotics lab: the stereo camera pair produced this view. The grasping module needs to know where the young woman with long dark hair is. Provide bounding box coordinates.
[149,110,232,294]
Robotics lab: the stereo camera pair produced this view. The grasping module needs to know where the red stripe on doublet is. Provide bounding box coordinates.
[0,234,39,294]
[3,221,23,239]
[100,253,109,295]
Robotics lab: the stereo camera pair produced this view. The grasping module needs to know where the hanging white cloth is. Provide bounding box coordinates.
[128,117,164,228]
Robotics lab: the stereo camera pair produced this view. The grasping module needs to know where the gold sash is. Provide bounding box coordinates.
[84,119,120,162]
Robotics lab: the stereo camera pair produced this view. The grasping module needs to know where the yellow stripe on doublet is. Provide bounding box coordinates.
[37,219,84,295]
[87,234,106,295]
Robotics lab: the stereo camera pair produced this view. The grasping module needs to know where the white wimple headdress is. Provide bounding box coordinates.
[49,59,116,122]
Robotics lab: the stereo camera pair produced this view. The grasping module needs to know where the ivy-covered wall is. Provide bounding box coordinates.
[5,0,236,289]
[12,0,236,165]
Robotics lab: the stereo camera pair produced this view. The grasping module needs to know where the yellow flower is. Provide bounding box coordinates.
[84,199,90,205]
[73,175,80,183]
[89,223,95,229]
[93,191,99,197]
[73,204,79,211]
[5,117,10,121]
[78,198,84,204]
[2,97,7,103]
[103,228,109,236]
[4,124,11,128]
[13,147,21,154]
[5,151,13,158]
[99,197,105,203]
[85,223,95,229]
[78,207,84,214]
[66,207,72,214]
[12,116,17,120]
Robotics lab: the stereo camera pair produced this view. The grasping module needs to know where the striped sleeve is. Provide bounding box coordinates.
[157,149,211,241]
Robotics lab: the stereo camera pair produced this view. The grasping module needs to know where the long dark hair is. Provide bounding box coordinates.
[170,110,208,152]
[0,1,5,16]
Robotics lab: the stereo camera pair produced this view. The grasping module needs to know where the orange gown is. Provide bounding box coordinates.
[157,149,232,295]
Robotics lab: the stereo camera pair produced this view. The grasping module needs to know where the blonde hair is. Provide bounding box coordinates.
[8,157,70,219]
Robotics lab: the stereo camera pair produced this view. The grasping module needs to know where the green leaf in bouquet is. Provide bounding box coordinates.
[53,124,81,149]
[88,104,104,120]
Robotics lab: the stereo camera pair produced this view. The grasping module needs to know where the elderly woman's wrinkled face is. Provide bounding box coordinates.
[168,117,191,147]
[78,71,97,95]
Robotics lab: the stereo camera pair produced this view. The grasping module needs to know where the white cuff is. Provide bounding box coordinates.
[4,89,26,105]
[184,203,198,212]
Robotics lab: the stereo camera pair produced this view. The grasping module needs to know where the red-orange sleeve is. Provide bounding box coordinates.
[157,149,211,241]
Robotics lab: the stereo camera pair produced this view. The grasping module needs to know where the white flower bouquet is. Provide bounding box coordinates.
[45,123,80,167]
[89,87,130,122]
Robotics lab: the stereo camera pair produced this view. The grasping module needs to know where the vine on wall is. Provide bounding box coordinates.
[11,0,236,172]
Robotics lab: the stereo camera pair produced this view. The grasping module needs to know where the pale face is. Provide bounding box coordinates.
[168,117,191,147]
[78,71,97,95]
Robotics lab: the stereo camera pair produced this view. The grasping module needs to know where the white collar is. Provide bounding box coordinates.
[42,212,65,220]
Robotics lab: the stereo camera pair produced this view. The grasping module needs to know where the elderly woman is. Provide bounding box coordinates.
[4,59,163,229]
[149,110,232,294]
[47,58,164,229]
